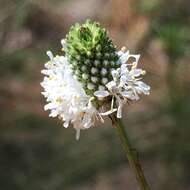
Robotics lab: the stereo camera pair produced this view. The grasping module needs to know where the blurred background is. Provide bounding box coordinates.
[0,0,190,189]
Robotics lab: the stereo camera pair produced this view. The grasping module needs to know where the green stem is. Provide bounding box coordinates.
[111,114,151,190]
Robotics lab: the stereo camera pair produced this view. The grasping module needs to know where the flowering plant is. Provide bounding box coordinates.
[41,20,151,190]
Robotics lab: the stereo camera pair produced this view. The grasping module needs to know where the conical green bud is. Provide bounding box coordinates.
[65,19,119,96]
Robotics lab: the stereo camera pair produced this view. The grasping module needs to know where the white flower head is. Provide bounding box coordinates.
[94,50,150,118]
[41,21,150,139]
[41,51,100,140]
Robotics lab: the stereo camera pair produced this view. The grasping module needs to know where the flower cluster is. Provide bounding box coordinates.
[94,50,150,118]
[41,20,150,139]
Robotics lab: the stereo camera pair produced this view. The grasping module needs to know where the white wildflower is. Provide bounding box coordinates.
[41,21,151,140]
[94,51,150,118]
[41,51,99,139]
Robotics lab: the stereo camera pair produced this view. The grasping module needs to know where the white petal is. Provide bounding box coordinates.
[44,103,56,111]
[115,95,123,118]
[117,105,122,118]
[94,90,109,98]
[49,111,58,117]
[76,128,80,140]
[120,64,128,75]
[46,51,54,60]
[120,75,127,85]
[131,69,144,77]
[100,108,117,116]
[41,69,53,75]
[121,90,139,100]
[117,50,124,57]
[111,70,119,80]
[61,39,67,49]
[82,113,94,129]
[121,90,132,98]
[119,51,130,64]
[136,81,150,91]
[63,120,70,128]
[106,81,117,91]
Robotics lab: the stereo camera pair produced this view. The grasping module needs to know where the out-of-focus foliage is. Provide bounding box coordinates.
[154,23,190,61]
[0,0,190,190]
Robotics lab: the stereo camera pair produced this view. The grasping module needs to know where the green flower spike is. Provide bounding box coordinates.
[65,19,119,96]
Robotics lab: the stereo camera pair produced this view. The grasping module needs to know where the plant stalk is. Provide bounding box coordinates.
[110,114,151,190]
